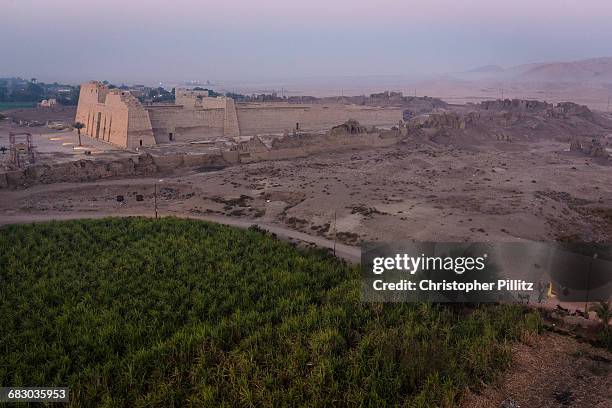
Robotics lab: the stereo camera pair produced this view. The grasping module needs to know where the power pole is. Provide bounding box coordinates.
[154,183,158,219]
[333,211,337,257]
[585,253,598,314]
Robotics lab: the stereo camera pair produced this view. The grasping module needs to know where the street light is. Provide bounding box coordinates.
[154,179,164,219]
[333,211,337,257]
[585,252,598,314]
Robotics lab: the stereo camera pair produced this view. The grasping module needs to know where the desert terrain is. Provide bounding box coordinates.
[2,100,612,247]
[459,332,611,408]
[1,96,612,407]
[215,57,612,113]
[1,138,611,248]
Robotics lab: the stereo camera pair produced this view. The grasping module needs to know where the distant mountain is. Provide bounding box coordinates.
[456,57,612,82]
[466,65,505,73]
[518,57,612,81]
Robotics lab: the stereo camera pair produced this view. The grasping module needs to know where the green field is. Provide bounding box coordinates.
[0,102,37,111]
[0,218,541,407]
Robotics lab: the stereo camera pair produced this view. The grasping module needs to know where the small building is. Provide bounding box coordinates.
[39,98,58,108]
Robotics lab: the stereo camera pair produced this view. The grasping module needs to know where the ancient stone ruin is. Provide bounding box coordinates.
[232,120,402,163]
[570,137,610,158]
[330,119,368,135]
[74,81,403,149]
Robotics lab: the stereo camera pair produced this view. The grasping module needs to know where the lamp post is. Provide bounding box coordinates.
[333,211,337,257]
[585,253,598,314]
[154,179,164,219]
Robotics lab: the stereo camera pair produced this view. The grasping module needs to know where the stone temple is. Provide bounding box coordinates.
[75,81,403,148]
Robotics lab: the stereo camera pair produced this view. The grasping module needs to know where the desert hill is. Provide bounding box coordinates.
[457,57,612,82]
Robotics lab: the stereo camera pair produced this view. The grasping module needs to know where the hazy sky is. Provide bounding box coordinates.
[2,0,612,84]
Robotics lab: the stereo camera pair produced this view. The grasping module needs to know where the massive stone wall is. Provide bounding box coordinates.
[75,82,156,148]
[175,89,210,107]
[75,81,403,148]
[147,106,225,143]
[236,103,403,135]
[0,152,228,189]
[76,82,236,147]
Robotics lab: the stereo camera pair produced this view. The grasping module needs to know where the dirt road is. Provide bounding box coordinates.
[0,210,361,263]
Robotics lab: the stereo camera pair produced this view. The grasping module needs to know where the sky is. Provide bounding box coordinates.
[2,0,612,85]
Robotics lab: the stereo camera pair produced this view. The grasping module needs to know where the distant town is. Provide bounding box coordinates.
[0,77,328,112]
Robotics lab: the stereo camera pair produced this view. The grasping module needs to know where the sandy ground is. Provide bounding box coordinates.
[2,140,610,246]
[459,332,612,408]
[0,120,133,166]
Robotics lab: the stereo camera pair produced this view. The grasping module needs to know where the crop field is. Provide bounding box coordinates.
[0,217,541,407]
[0,102,37,111]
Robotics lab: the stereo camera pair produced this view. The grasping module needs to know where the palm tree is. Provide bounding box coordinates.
[590,301,611,329]
[74,122,85,146]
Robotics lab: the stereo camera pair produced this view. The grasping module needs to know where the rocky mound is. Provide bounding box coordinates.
[479,99,550,112]
[401,96,450,120]
[570,138,610,158]
[410,99,612,148]
[330,119,368,135]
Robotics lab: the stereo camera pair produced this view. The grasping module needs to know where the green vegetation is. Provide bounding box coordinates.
[147,86,175,102]
[0,218,541,407]
[74,122,85,146]
[0,102,37,111]
[0,77,80,106]
[192,87,220,97]
[590,301,611,329]
[590,301,612,349]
